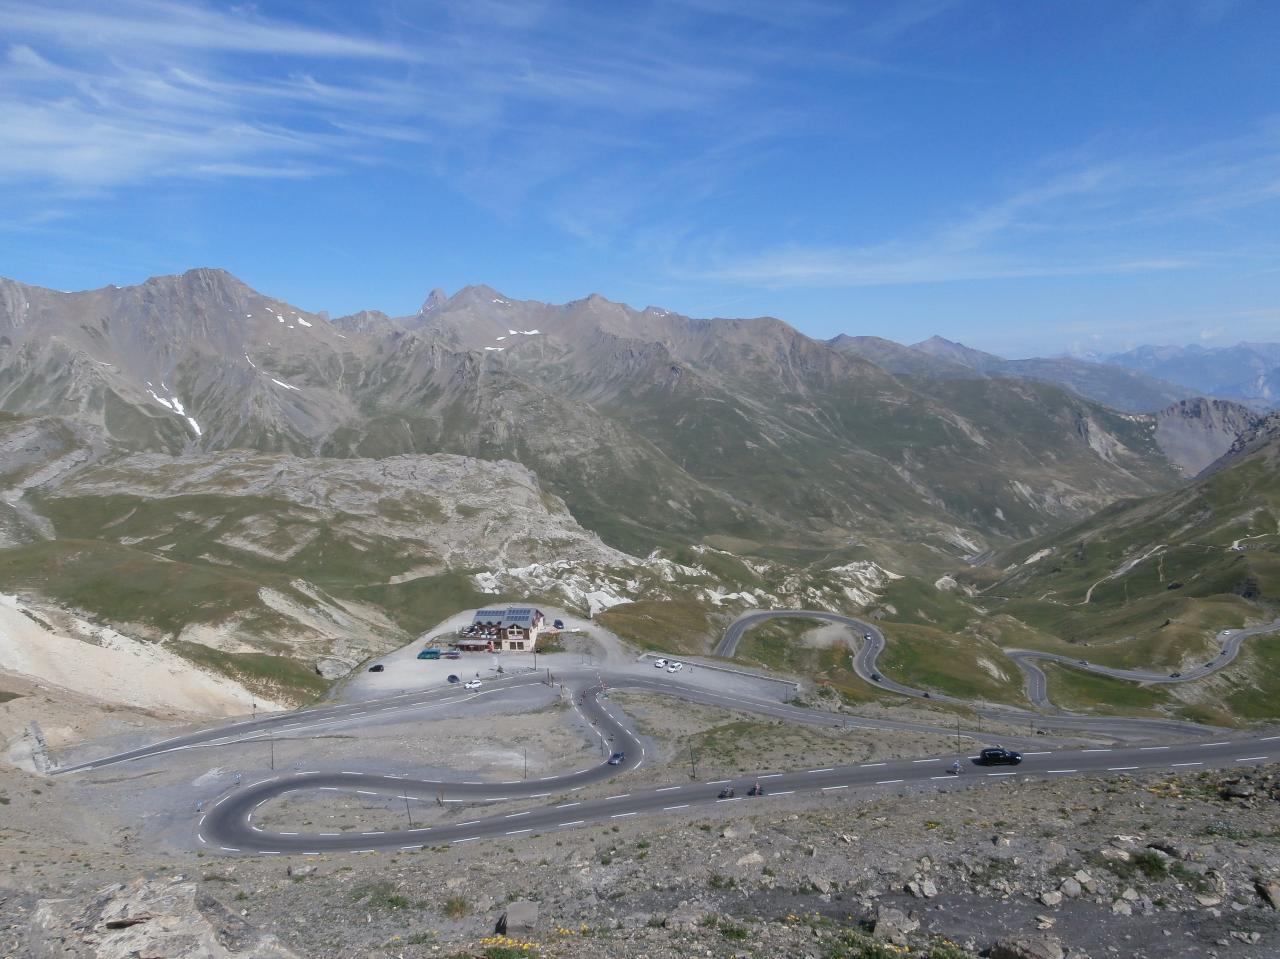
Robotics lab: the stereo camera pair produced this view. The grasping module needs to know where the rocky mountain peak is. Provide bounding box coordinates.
[911,335,1003,372]
[419,287,449,314]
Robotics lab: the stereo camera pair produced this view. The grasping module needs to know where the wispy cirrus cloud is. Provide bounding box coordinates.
[0,0,957,203]
[693,124,1280,290]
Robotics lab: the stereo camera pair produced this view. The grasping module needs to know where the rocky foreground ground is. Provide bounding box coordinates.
[3,762,1277,959]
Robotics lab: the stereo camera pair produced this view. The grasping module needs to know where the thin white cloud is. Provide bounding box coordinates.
[692,126,1280,290]
[0,0,409,59]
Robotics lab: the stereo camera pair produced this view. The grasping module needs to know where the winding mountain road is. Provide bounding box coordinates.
[719,609,1280,716]
[52,610,1280,859]
[197,728,1280,856]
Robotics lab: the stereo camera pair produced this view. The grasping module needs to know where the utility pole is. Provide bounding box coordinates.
[523,747,528,780]
[268,729,275,770]
[955,715,961,752]
[689,746,697,780]
[404,794,414,828]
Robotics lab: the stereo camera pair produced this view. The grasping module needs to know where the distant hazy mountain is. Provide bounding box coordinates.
[830,333,1195,413]
[907,336,1196,413]
[1104,342,1280,409]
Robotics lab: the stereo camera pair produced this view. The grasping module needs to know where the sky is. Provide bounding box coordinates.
[1,0,1277,357]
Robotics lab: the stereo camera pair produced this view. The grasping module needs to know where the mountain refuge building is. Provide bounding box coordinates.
[463,607,547,651]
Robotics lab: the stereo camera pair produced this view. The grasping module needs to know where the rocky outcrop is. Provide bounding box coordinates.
[30,878,298,959]
[1151,397,1261,475]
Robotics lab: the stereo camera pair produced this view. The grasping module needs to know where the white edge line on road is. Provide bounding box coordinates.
[808,768,834,774]
[1139,746,1170,751]
[1170,762,1203,767]
[772,790,794,795]
[452,837,480,843]
[876,779,904,784]
[560,820,585,827]
[987,772,1017,777]
[1200,742,1229,747]
[506,828,532,835]
[611,812,636,818]
[663,804,689,811]
[197,834,206,843]
[656,786,682,792]
[504,811,531,818]
[823,784,848,791]
[1047,769,1077,774]
[1107,766,1139,771]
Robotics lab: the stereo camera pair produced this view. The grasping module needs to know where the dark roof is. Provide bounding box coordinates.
[472,606,543,628]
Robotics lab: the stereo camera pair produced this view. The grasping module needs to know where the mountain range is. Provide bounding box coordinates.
[1,268,1275,712]
[1104,342,1280,409]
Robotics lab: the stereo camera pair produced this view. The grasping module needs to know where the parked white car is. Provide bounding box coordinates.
[653,658,668,669]
[464,679,482,690]
[667,661,683,673]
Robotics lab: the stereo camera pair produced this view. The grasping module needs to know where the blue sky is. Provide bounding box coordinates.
[1,0,1276,356]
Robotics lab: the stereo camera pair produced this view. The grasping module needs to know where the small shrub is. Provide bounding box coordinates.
[441,896,471,918]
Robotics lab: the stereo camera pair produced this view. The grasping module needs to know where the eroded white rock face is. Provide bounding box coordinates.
[31,878,299,959]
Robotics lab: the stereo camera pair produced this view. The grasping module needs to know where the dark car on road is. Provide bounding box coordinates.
[553,619,565,629]
[607,752,625,766]
[368,664,384,672]
[976,746,1022,766]
[717,786,735,799]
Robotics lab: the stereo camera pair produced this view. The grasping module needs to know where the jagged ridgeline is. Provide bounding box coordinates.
[0,269,1267,705]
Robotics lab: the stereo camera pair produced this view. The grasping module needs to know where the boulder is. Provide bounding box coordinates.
[1058,878,1082,899]
[1039,890,1063,907]
[906,879,937,899]
[989,935,1065,959]
[495,899,539,936]
[1257,881,1280,910]
[871,906,918,945]
[808,875,832,895]
[30,878,298,959]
